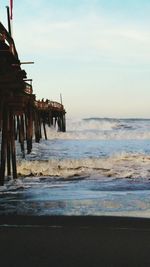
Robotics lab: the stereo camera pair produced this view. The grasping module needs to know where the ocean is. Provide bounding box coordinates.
[1,117,150,217]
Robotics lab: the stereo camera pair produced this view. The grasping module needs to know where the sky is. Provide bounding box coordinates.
[1,0,150,118]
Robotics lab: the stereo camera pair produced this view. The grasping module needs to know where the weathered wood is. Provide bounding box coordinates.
[7,113,11,176]
[20,115,25,158]
[48,111,51,127]
[10,113,17,179]
[34,111,40,143]
[39,114,42,139]
[43,120,47,140]
[0,15,66,185]
[14,116,18,140]
[0,21,18,58]
[62,114,66,132]
[17,116,20,142]
[26,106,33,154]
[57,116,61,132]
[0,106,8,185]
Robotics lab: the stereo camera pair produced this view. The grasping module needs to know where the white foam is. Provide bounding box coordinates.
[43,118,150,140]
[67,118,119,131]
[16,152,150,179]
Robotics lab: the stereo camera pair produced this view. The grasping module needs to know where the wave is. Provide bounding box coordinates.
[16,152,150,180]
[68,118,121,131]
[43,118,150,140]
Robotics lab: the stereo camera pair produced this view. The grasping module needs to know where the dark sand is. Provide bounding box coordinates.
[0,215,150,267]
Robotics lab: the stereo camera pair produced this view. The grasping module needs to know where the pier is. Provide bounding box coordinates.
[0,11,66,186]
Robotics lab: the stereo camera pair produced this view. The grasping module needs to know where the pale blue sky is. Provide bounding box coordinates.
[1,0,150,118]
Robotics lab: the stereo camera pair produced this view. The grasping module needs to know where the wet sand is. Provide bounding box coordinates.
[0,215,150,267]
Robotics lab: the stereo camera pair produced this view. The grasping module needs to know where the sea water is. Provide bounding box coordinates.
[1,117,150,217]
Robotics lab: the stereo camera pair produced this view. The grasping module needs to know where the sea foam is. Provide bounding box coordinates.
[17,152,150,180]
[44,118,150,140]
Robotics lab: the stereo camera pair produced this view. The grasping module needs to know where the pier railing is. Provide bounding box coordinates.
[0,22,18,58]
[35,100,65,112]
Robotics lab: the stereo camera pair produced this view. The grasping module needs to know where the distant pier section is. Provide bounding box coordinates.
[0,10,66,185]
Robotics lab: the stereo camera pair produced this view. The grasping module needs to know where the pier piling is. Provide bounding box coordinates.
[0,16,66,185]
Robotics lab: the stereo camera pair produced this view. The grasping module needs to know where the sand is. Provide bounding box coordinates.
[0,215,150,267]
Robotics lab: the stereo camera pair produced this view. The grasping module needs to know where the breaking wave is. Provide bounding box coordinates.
[45,118,150,140]
[16,152,150,180]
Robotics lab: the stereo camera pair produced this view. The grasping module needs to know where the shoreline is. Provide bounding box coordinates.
[1,214,150,227]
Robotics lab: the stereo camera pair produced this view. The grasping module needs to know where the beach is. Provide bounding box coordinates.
[1,118,150,217]
[1,0,150,265]
[1,118,150,266]
[1,215,150,267]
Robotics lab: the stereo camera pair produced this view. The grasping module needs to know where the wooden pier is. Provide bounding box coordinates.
[0,14,66,186]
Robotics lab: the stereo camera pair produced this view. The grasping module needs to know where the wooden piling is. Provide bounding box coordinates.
[34,110,40,143]
[0,106,8,185]
[62,114,66,132]
[43,119,47,140]
[10,113,17,179]
[0,17,67,185]
[26,106,33,154]
[20,114,25,157]
[7,115,11,176]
